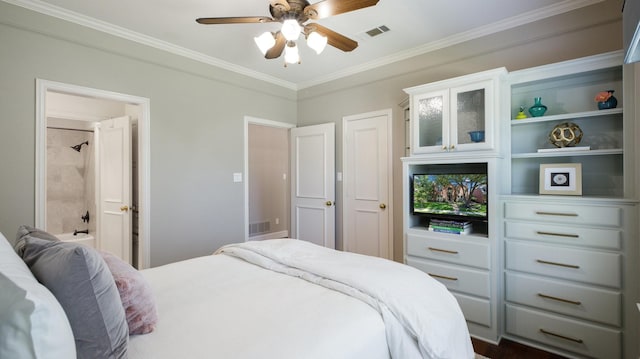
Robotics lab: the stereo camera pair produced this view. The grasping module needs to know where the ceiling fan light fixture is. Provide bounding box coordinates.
[307,31,328,54]
[284,42,300,64]
[254,31,276,55]
[196,0,380,63]
[281,19,301,41]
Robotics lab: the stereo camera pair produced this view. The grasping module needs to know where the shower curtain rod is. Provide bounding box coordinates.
[47,126,94,133]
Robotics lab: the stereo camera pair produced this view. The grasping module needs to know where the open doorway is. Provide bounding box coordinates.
[35,80,151,268]
[244,117,336,248]
[244,116,293,241]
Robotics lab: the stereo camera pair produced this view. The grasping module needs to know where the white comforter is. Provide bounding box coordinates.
[216,239,474,359]
[129,246,390,359]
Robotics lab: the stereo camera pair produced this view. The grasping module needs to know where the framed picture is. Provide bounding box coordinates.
[539,163,582,195]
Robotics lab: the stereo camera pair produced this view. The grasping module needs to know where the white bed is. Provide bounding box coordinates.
[128,253,391,359]
[129,239,474,359]
[0,229,474,359]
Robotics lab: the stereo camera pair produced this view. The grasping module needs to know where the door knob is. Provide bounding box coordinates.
[326,201,333,206]
[379,203,387,209]
[120,205,129,212]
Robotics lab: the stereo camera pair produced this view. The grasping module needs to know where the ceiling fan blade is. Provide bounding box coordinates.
[265,32,286,59]
[196,17,274,25]
[269,0,290,11]
[305,23,358,52]
[304,0,379,20]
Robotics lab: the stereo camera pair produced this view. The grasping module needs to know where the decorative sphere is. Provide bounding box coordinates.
[548,122,583,148]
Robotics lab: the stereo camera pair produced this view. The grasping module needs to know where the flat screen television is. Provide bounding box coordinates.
[410,164,488,221]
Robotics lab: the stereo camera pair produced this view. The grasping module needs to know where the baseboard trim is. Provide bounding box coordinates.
[248,230,289,241]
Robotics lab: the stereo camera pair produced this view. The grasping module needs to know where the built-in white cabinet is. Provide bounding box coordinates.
[402,157,501,342]
[402,51,639,357]
[501,196,636,359]
[501,51,638,359]
[402,69,506,342]
[404,68,506,156]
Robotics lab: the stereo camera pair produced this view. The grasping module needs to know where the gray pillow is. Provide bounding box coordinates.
[0,232,76,358]
[20,237,128,359]
[16,225,60,242]
[14,225,59,255]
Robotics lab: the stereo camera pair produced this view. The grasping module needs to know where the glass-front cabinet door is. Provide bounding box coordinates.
[450,79,493,152]
[410,79,494,154]
[413,89,449,153]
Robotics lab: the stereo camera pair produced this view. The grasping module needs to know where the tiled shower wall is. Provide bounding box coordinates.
[46,128,95,235]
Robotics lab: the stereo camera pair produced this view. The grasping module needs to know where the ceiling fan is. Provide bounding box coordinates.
[196,0,380,64]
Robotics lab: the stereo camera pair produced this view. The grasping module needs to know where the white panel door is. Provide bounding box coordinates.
[343,110,392,259]
[290,123,335,248]
[98,116,132,263]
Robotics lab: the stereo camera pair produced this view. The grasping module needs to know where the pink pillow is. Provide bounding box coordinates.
[100,251,158,335]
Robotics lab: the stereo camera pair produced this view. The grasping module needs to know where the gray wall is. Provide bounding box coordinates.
[0,0,624,265]
[296,0,623,261]
[0,2,297,266]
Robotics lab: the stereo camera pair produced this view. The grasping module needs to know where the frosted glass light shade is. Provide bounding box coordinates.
[307,32,327,54]
[281,19,301,41]
[284,43,300,64]
[254,32,276,55]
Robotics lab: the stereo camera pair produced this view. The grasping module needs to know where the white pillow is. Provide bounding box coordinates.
[0,231,76,359]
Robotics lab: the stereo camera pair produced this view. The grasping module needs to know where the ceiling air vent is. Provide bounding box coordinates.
[365,25,390,38]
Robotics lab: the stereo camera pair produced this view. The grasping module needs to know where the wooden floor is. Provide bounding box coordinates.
[472,338,569,359]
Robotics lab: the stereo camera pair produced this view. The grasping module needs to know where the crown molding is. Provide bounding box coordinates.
[296,0,605,89]
[2,0,298,90]
[4,0,603,91]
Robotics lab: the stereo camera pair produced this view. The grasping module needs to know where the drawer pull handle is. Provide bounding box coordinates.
[537,293,582,306]
[428,273,458,281]
[536,231,579,238]
[535,211,578,217]
[539,328,584,344]
[428,247,459,255]
[536,259,580,269]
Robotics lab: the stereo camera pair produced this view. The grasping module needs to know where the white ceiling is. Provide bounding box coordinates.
[8,0,603,89]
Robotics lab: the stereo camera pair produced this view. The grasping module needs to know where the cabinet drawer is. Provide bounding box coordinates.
[406,257,490,298]
[505,272,621,326]
[506,304,621,359]
[406,233,489,269]
[505,241,621,288]
[504,221,621,250]
[453,292,491,327]
[503,202,621,227]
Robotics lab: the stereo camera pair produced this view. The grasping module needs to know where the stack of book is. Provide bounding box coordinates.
[427,219,472,235]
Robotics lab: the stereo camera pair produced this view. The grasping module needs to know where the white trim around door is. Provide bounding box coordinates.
[35,79,151,269]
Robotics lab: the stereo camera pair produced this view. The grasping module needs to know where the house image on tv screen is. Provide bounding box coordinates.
[412,173,487,219]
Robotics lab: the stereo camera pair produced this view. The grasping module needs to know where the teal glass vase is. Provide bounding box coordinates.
[528,97,547,117]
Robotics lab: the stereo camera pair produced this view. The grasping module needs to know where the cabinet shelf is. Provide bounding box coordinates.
[507,51,626,199]
[511,108,622,124]
[512,148,623,159]
[408,226,488,239]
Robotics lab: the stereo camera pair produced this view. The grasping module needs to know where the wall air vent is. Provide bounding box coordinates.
[249,221,271,235]
[365,25,390,37]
